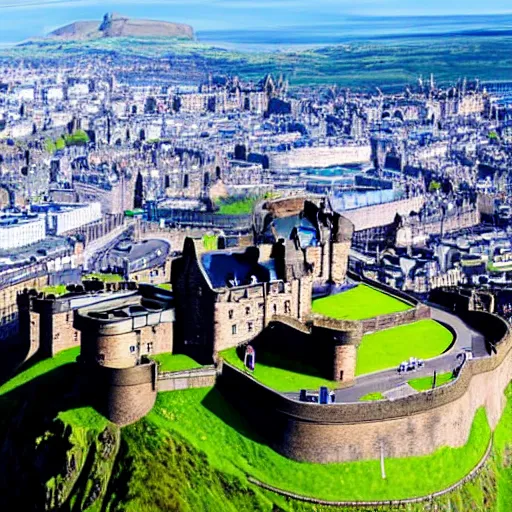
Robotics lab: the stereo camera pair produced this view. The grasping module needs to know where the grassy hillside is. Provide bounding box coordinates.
[4,34,512,89]
[0,347,512,510]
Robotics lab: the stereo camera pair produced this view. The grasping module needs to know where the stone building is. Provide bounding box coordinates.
[74,284,175,425]
[17,282,140,360]
[172,198,353,364]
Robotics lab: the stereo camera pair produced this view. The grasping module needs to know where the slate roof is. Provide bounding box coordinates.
[201,249,278,289]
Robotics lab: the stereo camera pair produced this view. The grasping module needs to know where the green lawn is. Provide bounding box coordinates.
[202,234,219,251]
[42,284,69,296]
[221,348,337,392]
[494,384,512,511]
[144,387,491,501]
[215,193,277,216]
[151,353,203,373]
[409,371,455,392]
[0,347,80,396]
[83,273,123,283]
[157,283,172,291]
[216,196,260,215]
[356,320,453,376]
[359,392,386,401]
[312,285,412,321]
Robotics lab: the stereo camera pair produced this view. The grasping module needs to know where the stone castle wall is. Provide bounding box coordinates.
[1,272,48,343]
[86,362,157,426]
[219,311,510,464]
[157,366,217,392]
[342,196,426,232]
[312,304,431,339]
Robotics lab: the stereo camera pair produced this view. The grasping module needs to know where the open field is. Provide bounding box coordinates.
[409,371,455,391]
[221,348,336,392]
[151,353,203,373]
[356,320,454,376]
[312,284,412,321]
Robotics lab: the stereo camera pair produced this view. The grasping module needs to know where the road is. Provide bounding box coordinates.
[285,306,489,403]
[83,221,134,271]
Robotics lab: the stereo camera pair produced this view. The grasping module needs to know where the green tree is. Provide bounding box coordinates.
[429,180,441,193]
[44,139,56,154]
[65,129,90,146]
[55,137,66,151]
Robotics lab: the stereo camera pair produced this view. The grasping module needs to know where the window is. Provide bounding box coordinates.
[130,345,136,353]
[228,309,234,320]
[284,301,291,314]
[247,322,253,333]
[273,304,278,315]
[245,306,251,316]
[147,342,153,353]
[232,324,237,335]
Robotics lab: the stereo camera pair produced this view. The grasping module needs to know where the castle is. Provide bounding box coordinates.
[13,196,511,469]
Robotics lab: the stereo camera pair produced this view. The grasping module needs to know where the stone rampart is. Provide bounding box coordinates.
[86,361,157,426]
[156,208,253,232]
[219,311,510,463]
[157,366,217,391]
[341,196,425,232]
[312,305,431,339]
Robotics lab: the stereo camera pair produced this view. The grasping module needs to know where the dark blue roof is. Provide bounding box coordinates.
[201,249,277,289]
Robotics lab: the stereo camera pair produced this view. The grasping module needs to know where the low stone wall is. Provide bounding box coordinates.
[157,366,217,391]
[312,304,431,340]
[219,311,511,463]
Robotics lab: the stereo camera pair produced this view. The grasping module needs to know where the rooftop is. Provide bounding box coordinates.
[201,247,278,289]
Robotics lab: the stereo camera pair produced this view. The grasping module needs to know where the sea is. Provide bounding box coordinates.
[197,14,512,51]
[2,11,512,50]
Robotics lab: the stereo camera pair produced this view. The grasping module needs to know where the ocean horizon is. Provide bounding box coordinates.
[197,14,512,50]
[2,12,512,50]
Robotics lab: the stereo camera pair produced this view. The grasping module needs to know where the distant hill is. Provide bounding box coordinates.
[47,12,194,41]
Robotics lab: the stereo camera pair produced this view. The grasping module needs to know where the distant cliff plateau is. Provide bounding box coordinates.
[47,12,194,41]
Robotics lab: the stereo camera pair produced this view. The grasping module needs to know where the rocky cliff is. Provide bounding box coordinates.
[48,12,194,41]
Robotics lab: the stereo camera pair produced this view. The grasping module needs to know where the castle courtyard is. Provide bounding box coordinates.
[311,284,412,321]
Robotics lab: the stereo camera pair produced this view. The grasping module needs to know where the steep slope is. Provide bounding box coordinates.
[0,348,511,511]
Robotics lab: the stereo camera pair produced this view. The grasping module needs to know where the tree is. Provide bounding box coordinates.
[55,137,66,151]
[44,139,57,154]
[65,130,89,146]
[429,180,441,193]
[134,171,144,209]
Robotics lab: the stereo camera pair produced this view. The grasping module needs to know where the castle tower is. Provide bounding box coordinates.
[74,295,173,425]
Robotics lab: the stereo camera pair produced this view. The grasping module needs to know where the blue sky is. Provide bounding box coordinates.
[1,0,512,43]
